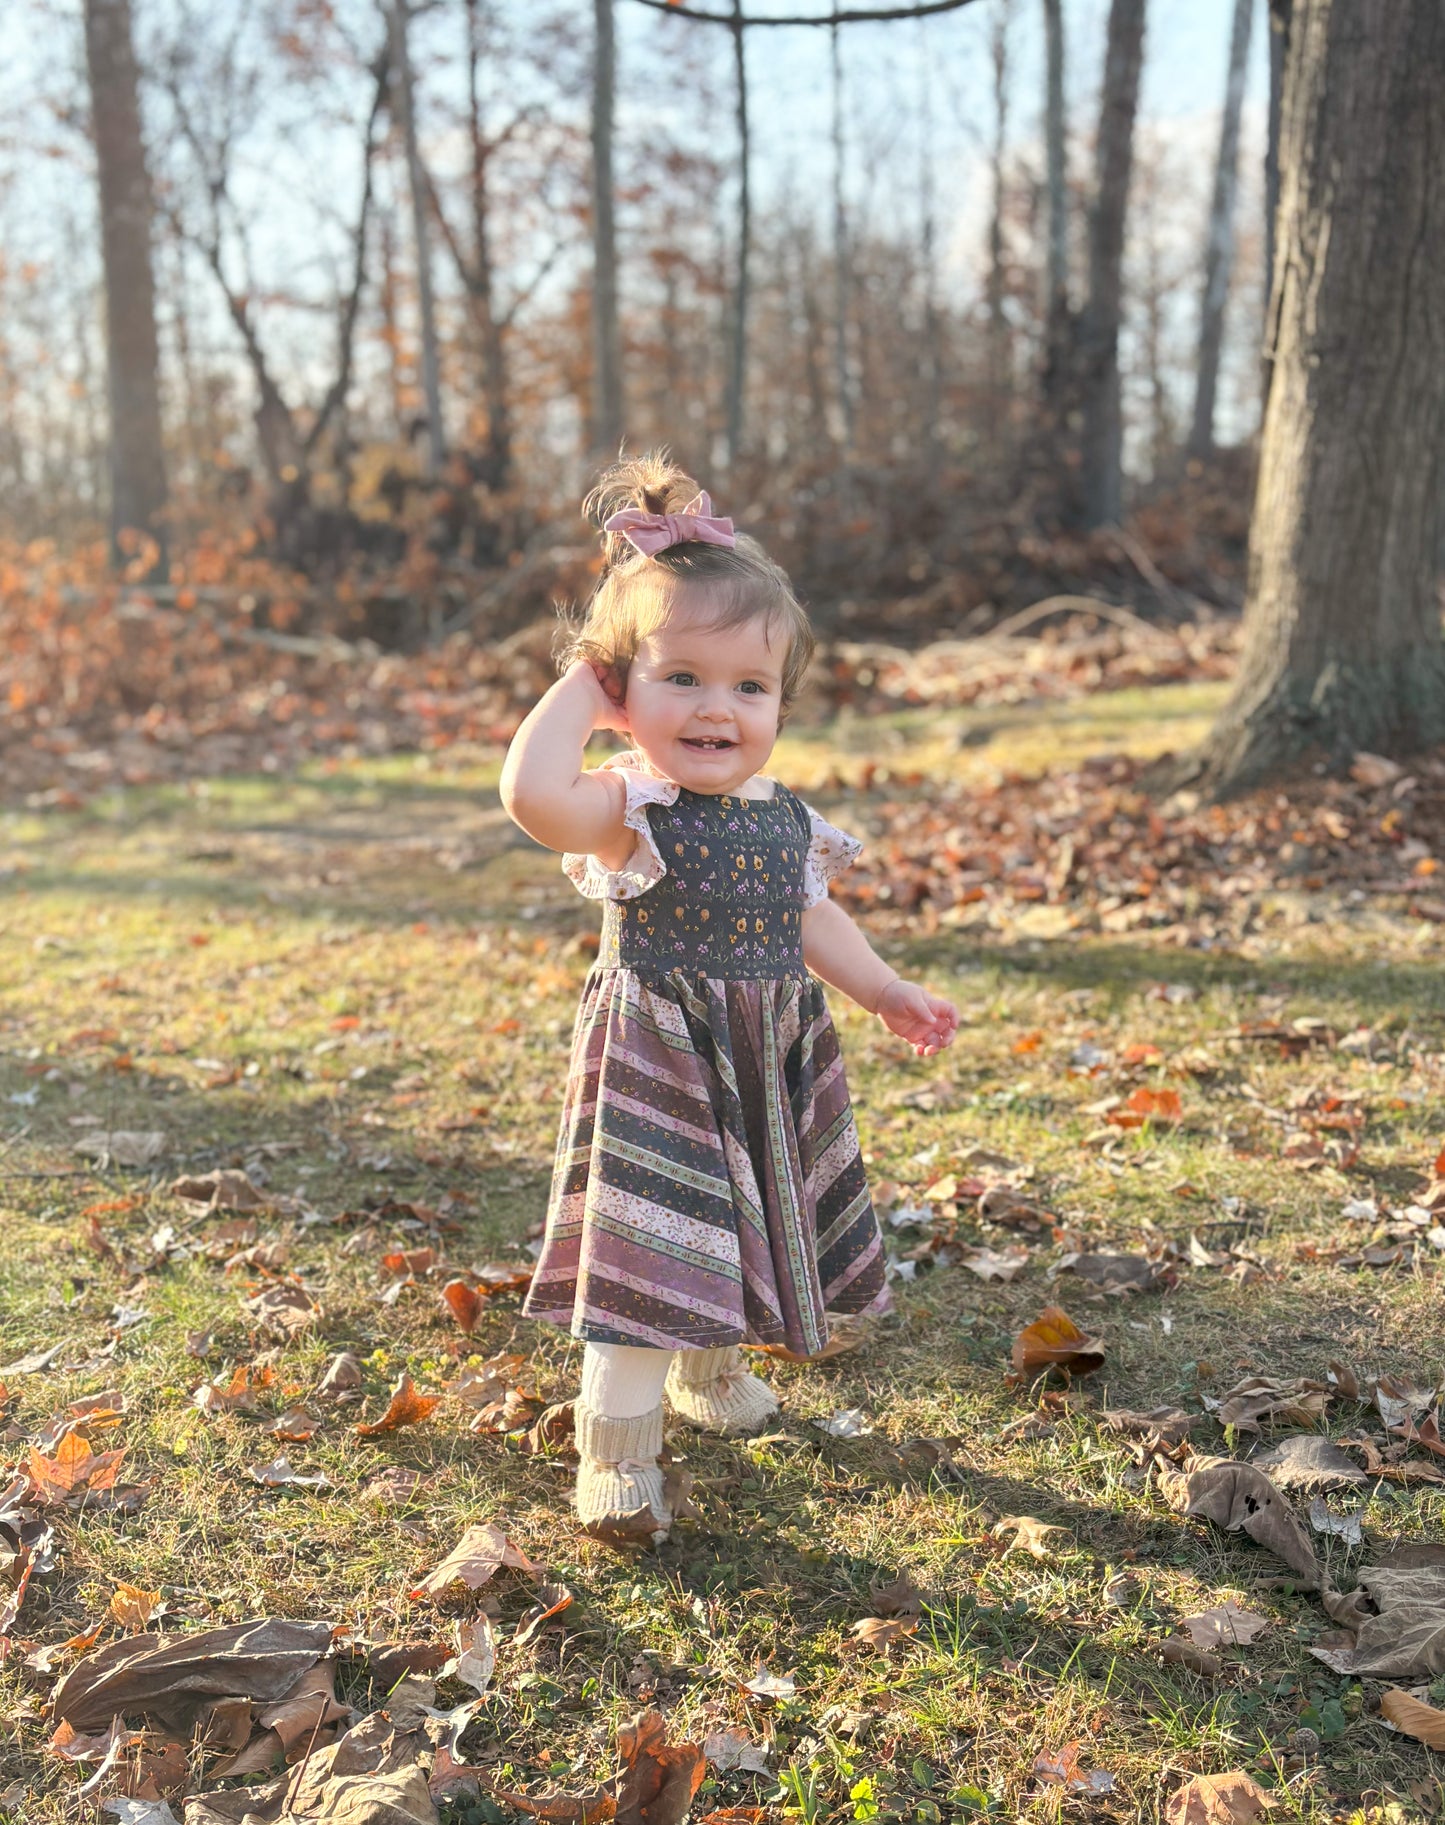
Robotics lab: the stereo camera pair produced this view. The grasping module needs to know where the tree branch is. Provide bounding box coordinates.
[632,0,984,26]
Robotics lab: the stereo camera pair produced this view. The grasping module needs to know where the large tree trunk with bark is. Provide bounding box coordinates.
[1075,0,1145,529]
[1186,0,1445,797]
[723,0,751,472]
[83,0,168,570]
[590,0,624,456]
[1187,0,1252,457]
[390,0,447,478]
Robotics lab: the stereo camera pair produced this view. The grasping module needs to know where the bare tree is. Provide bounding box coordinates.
[1187,0,1253,456]
[985,0,1012,405]
[829,21,853,452]
[83,0,168,570]
[1039,0,1069,414]
[389,0,447,478]
[1262,0,1290,399]
[1076,0,1146,528]
[591,0,624,455]
[1186,0,1445,794]
[723,0,752,470]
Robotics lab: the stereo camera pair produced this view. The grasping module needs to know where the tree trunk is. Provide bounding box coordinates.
[390,0,447,478]
[1188,0,1253,457]
[83,0,168,570]
[1039,0,1069,416]
[465,0,511,490]
[985,0,1012,409]
[1187,0,1445,796]
[916,16,942,453]
[724,0,751,471]
[1262,0,1290,405]
[829,21,853,453]
[591,0,624,456]
[1076,0,1146,529]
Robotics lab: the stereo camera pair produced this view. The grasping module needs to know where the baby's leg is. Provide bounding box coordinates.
[574,1342,674,1535]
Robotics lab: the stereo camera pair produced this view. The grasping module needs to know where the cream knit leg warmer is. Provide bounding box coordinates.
[665,1345,779,1437]
[574,1344,675,1535]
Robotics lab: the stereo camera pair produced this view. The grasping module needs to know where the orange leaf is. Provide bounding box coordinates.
[28,1433,129,1503]
[410,1522,539,1599]
[1011,1030,1044,1055]
[355,1372,440,1437]
[442,1279,484,1333]
[1009,1306,1106,1384]
[109,1583,162,1630]
[1108,1086,1182,1127]
[381,1247,437,1278]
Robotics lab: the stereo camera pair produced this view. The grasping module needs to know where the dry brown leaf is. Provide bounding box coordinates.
[27,1433,129,1505]
[1160,1637,1225,1679]
[867,1573,923,1618]
[441,1279,485,1333]
[1206,1374,1332,1433]
[1180,1602,1269,1649]
[267,1405,321,1443]
[169,1170,271,1216]
[1380,1686,1445,1749]
[52,1617,335,1733]
[1055,1251,1164,1295]
[849,1616,917,1651]
[514,1584,576,1650]
[354,1373,440,1437]
[1250,1434,1366,1490]
[1008,1306,1105,1385]
[1161,1458,1321,1587]
[1310,1559,1445,1677]
[381,1247,437,1279]
[409,1523,538,1600]
[187,1712,436,1825]
[316,1351,364,1399]
[257,1659,351,1754]
[1165,1771,1279,1825]
[614,1708,707,1825]
[243,1282,320,1339]
[995,1515,1067,1560]
[1101,1406,1196,1448]
[192,1362,276,1415]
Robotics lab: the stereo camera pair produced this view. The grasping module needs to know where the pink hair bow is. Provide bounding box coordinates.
[603,491,736,558]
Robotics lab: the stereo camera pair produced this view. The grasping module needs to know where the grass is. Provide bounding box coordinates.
[2,692,1444,1823]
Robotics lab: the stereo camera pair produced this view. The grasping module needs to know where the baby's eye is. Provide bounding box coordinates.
[666,671,698,687]
[737,680,767,696]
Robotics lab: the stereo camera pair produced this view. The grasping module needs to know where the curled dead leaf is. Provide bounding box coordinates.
[1008,1306,1105,1386]
[1164,1771,1278,1824]
[1180,1602,1268,1649]
[849,1616,917,1651]
[1380,1686,1445,1749]
[354,1373,440,1437]
[994,1515,1067,1561]
[409,1523,538,1600]
[1161,1457,1321,1588]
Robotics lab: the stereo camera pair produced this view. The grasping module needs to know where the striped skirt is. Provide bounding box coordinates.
[522,968,888,1356]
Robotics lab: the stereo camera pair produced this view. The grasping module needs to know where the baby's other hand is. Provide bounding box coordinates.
[876,979,959,1058]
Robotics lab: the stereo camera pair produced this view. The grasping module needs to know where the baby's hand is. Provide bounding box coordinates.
[876,979,959,1058]
[565,659,629,734]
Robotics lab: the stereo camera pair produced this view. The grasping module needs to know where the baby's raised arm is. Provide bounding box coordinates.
[500,663,631,860]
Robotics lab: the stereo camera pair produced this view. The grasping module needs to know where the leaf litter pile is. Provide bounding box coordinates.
[5,706,1445,1821]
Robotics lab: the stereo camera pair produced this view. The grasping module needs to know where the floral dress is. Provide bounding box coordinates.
[522,751,888,1356]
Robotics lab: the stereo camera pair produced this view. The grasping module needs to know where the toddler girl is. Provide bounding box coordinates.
[500,453,958,1538]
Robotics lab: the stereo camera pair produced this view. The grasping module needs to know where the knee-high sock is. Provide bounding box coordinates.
[580,1341,675,1421]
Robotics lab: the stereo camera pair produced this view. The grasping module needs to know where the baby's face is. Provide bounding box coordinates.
[625,603,784,794]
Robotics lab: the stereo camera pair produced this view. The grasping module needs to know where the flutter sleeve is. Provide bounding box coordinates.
[561,754,680,901]
[800,802,865,908]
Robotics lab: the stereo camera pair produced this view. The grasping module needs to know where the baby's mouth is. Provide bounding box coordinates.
[681,737,736,751]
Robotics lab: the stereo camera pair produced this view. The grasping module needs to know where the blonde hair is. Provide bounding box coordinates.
[556,451,815,714]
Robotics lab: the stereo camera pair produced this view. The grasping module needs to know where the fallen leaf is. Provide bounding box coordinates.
[815,1409,872,1438]
[109,1583,163,1631]
[268,1405,322,1443]
[849,1616,917,1650]
[74,1131,167,1167]
[867,1573,923,1619]
[1380,1686,1445,1749]
[703,1729,769,1775]
[741,1666,795,1701]
[614,1708,706,1825]
[192,1361,276,1415]
[243,1282,321,1339]
[186,1712,437,1825]
[355,1372,441,1437]
[441,1279,485,1333]
[168,1169,271,1216]
[1180,1602,1269,1649]
[439,1615,495,1696]
[52,1617,335,1733]
[317,1351,364,1400]
[255,1658,350,1755]
[409,1523,537,1600]
[1165,1771,1278,1824]
[249,1455,331,1490]
[1307,1495,1363,1546]
[1205,1374,1332,1433]
[382,1247,437,1279]
[1160,1637,1225,1679]
[1106,1087,1182,1128]
[1161,1458,1321,1587]
[27,1432,129,1506]
[1250,1434,1366,1490]
[1308,1557,1445,1677]
[1100,1406,1195,1448]
[960,1247,1030,1282]
[103,1801,181,1825]
[1032,1742,1114,1794]
[1009,1306,1105,1384]
[514,1584,575,1649]
[1054,1251,1164,1295]
[995,1515,1067,1561]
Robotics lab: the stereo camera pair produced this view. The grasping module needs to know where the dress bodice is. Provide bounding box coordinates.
[598,786,813,980]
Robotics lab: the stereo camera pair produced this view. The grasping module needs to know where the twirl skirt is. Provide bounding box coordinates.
[521,968,889,1356]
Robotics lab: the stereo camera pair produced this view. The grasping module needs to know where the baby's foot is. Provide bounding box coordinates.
[574,1402,672,1540]
[666,1346,779,1438]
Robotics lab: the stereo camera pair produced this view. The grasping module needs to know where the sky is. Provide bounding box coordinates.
[0,0,1274,482]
